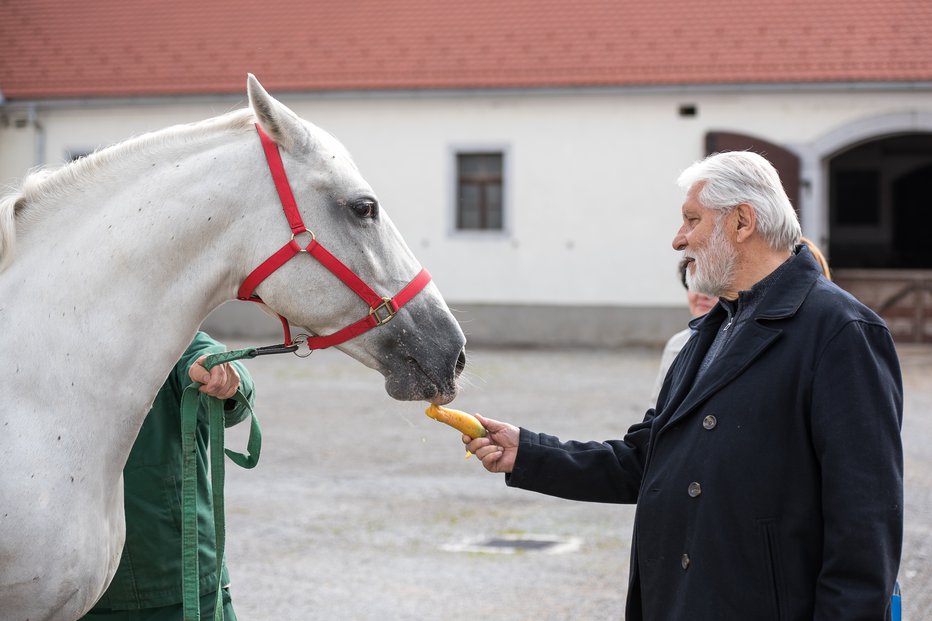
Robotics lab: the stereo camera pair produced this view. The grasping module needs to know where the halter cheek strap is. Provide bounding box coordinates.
[238,124,432,351]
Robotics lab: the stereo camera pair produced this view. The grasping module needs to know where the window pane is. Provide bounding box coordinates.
[459,155,484,176]
[485,184,503,229]
[459,153,502,178]
[458,184,481,229]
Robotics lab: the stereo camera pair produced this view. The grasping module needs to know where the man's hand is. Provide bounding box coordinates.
[463,414,520,474]
[188,354,240,399]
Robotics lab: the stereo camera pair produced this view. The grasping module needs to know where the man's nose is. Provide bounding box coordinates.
[672,228,687,251]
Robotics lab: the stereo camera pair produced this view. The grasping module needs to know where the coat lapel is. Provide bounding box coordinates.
[655,245,823,436]
[658,321,782,434]
[656,311,720,418]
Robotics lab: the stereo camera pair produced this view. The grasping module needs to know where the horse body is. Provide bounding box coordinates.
[0,76,465,620]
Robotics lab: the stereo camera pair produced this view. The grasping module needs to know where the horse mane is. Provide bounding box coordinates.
[0,108,256,272]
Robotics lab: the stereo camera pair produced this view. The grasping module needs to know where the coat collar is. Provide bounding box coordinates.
[657,244,823,434]
[688,243,822,331]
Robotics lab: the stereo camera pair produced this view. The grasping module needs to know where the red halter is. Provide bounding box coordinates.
[237,124,432,352]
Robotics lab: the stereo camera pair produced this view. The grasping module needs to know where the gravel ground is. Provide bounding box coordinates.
[219,342,932,620]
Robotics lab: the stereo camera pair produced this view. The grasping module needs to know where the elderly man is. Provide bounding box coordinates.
[467,151,903,620]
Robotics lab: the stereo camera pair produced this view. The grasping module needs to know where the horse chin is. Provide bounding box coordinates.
[382,355,460,404]
[368,318,466,403]
[385,373,457,405]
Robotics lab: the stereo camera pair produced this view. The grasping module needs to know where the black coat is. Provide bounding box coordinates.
[508,247,903,621]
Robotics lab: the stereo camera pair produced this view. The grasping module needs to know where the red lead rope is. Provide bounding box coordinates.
[237,124,432,351]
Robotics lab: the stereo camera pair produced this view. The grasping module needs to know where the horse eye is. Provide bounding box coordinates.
[350,199,378,219]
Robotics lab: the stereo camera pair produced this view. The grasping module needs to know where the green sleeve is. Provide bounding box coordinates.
[176,331,256,427]
[223,356,255,427]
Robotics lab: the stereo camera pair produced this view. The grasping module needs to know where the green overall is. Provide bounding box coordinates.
[83,332,254,620]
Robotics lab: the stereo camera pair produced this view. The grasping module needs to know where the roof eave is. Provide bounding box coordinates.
[3,79,932,110]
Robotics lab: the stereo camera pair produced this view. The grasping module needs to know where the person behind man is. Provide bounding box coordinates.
[82,331,254,620]
[649,258,718,407]
[801,235,832,280]
[466,151,903,620]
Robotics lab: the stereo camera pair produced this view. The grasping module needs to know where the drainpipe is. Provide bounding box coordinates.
[28,104,46,168]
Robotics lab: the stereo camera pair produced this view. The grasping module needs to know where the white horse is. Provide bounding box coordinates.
[0,75,466,620]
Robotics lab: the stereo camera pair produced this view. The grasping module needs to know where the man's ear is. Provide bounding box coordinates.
[733,203,756,243]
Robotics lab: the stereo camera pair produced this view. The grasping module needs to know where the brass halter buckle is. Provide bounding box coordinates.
[369,297,397,326]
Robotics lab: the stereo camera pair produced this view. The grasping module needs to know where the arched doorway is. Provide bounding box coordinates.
[826,133,932,342]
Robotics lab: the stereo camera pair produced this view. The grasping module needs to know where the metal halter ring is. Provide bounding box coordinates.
[291,230,316,252]
[291,333,314,358]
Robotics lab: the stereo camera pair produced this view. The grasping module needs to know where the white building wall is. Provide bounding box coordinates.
[3,87,931,344]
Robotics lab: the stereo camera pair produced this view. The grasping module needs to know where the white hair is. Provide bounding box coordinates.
[677,151,801,253]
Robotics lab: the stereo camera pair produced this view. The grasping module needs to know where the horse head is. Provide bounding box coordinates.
[240,75,466,404]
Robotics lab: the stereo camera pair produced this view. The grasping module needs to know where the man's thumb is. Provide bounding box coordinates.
[475,413,496,430]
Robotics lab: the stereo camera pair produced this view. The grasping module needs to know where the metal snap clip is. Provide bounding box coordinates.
[291,333,314,358]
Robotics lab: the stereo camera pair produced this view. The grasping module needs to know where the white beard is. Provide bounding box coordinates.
[685,218,737,297]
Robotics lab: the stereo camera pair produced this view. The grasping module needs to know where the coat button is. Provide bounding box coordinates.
[681,553,690,570]
[702,415,717,430]
[688,482,702,497]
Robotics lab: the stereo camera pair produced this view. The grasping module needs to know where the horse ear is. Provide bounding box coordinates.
[247,74,312,156]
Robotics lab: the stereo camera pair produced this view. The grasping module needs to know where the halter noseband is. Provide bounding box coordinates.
[237,124,432,353]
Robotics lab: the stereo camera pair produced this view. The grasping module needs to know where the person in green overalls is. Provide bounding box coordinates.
[82,331,255,620]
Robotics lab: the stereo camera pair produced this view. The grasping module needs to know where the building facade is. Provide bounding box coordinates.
[3,1,931,344]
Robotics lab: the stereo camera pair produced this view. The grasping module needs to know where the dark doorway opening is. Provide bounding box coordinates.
[829,134,932,269]
[893,163,932,268]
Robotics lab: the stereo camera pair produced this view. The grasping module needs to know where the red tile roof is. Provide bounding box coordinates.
[2,0,931,100]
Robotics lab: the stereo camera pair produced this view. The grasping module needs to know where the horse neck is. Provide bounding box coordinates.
[1,125,262,466]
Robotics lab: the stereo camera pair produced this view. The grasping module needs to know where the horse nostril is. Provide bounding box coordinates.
[454,349,467,377]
